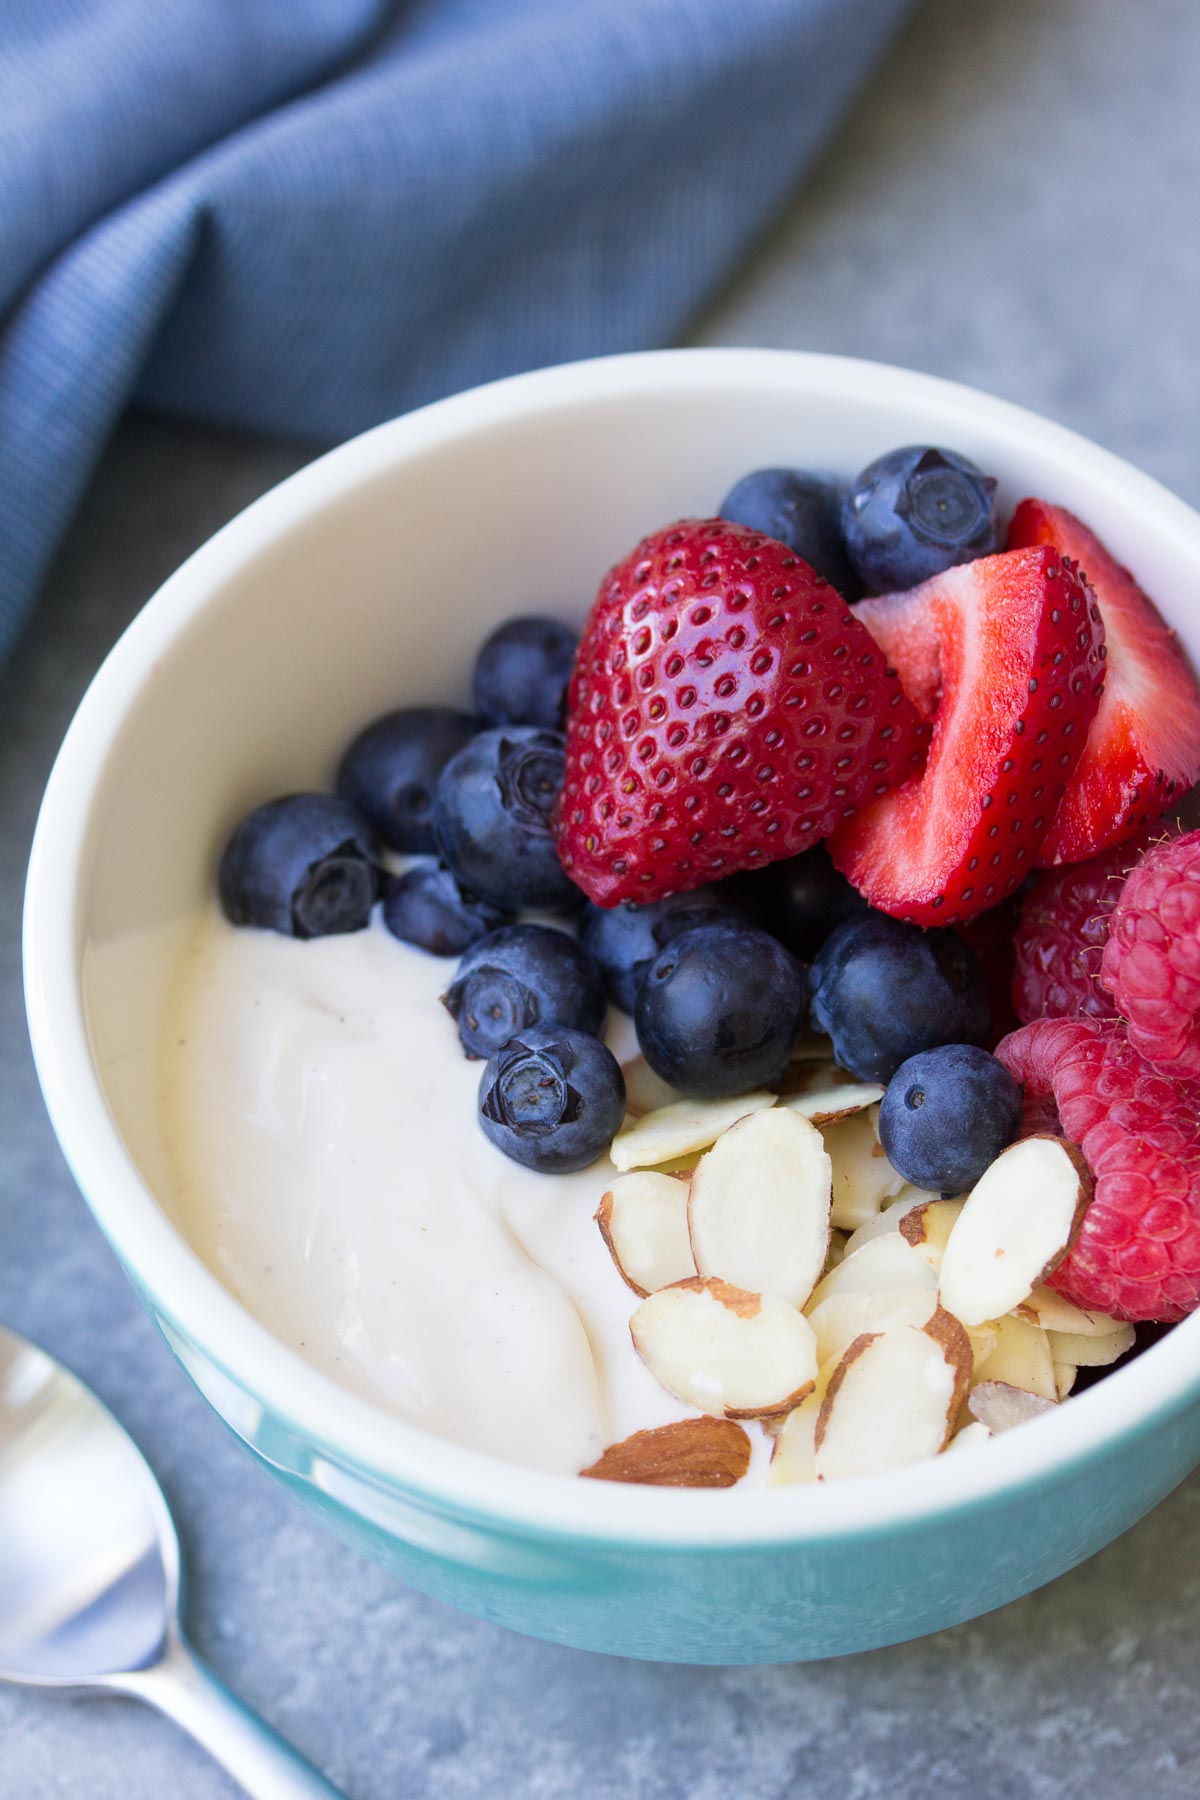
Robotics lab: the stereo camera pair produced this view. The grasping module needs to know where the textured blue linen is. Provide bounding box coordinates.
[0,0,912,660]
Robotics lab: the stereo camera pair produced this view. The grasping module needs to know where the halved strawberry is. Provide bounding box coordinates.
[1008,499,1200,864]
[827,547,1106,925]
[557,520,929,906]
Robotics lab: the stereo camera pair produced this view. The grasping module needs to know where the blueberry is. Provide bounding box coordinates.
[473,615,579,730]
[879,1044,1023,1193]
[580,885,743,1014]
[433,726,578,911]
[478,1027,625,1173]
[218,793,380,938]
[382,862,511,957]
[736,846,869,963]
[442,922,606,1060]
[808,914,990,1083]
[636,921,806,1097]
[719,468,860,596]
[337,707,477,854]
[842,446,1000,591]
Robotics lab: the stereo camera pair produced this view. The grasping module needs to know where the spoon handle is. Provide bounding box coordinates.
[112,1633,343,1798]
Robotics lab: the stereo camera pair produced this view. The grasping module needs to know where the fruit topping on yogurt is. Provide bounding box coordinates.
[198,443,1200,1488]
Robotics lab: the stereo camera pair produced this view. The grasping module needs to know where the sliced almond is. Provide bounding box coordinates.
[965,1321,1000,1375]
[946,1420,992,1452]
[784,1080,885,1128]
[787,1032,840,1066]
[805,1286,937,1370]
[807,1230,938,1312]
[595,1172,694,1297]
[620,1057,682,1119]
[1046,1323,1136,1367]
[1015,1285,1124,1339]
[972,1313,1057,1402]
[775,1057,844,1095]
[824,1230,849,1273]
[630,1277,818,1419]
[766,1358,839,1487]
[842,1187,929,1256]
[1053,1360,1077,1401]
[968,1380,1057,1433]
[813,1307,972,1480]
[824,1106,907,1232]
[898,1198,965,1273]
[580,1417,751,1487]
[610,1092,776,1173]
[937,1136,1092,1327]
[689,1108,832,1308]
[648,1151,703,1176]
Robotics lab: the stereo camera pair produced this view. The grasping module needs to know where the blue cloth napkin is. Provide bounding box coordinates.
[0,0,912,662]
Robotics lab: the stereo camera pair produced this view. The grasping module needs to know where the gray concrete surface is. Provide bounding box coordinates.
[4,0,1200,1793]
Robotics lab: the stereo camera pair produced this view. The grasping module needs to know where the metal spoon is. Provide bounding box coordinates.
[0,1322,342,1797]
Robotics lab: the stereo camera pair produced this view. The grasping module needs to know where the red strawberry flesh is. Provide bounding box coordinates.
[827,547,1106,926]
[1007,499,1200,864]
[557,519,928,906]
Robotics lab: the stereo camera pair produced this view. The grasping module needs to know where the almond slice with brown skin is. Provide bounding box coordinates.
[784,1080,885,1128]
[968,1380,1057,1433]
[580,1417,751,1487]
[971,1313,1057,1401]
[813,1307,972,1480]
[630,1277,818,1419]
[610,1092,776,1173]
[898,1198,965,1273]
[1014,1284,1123,1338]
[689,1107,832,1307]
[937,1136,1093,1328]
[596,1172,694,1297]
[1046,1323,1136,1367]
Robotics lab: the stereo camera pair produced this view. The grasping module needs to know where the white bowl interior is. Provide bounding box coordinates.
[29,350,1200,1543]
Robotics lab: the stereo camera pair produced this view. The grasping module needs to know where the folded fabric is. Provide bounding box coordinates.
[0,0,912,664]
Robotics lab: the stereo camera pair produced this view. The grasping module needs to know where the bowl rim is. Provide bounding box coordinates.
[24,346,1200,1549]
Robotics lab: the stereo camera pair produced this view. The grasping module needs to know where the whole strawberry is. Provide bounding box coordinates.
[1011,828,1159,1025]
[1101,828,1200,1079]
[557,520,928,907]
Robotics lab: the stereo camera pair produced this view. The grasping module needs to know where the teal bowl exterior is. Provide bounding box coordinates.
[25,351,1200,1665]
[147,1285,1200,1663]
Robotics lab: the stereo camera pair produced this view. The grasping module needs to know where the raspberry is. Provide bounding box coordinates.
[1011,830,1158,1025]
[995,1019,1200,1321]
[1101,829,1200,1080]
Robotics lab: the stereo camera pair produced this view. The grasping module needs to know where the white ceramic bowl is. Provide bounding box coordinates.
[24,350,1200,1663]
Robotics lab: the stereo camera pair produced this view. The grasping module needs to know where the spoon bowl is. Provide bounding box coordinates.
[0,1324,340,1796]
[0,1324,172,1685]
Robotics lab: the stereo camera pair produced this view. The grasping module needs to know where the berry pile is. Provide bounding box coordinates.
[216,442,1200,1340]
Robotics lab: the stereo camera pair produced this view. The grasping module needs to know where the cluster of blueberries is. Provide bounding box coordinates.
[219,449,1018,1184]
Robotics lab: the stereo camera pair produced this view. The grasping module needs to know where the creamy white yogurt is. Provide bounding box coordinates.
[158,907,738,1476]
